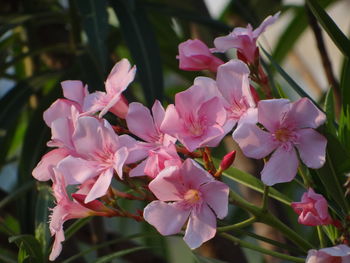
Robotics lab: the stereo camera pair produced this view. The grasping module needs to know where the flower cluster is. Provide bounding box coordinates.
[32,11,349,262]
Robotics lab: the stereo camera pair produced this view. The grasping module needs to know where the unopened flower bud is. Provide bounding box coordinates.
[220,151,236,171]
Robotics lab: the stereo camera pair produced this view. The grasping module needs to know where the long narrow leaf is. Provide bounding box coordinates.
[93,247,148,263]
[306,0,350,58]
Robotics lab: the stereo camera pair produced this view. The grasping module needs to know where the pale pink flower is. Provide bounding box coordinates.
[143,159,229,249]
[216,60,257,128]
[306,245,350,263]
[213,12,279,63]
[177,39,224,72]
[49,169,114,261]
[57,116,146,203]
[161,79,227,152]
[233,98,327,185]
[83,59,135,118]
[291,188,332,226]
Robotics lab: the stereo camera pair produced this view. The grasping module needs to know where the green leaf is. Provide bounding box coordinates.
[340,57,350,109]
[324,88,337,135]
[64,217,91,241]
[93,246,148,263]
[324,131,350,174]
[197,158,292,206]
[306,0,350,58]
[76,0,109,73]
[0,181,34,210]
[111,0,164,106]
[338,106,350,154]
[9,235,43,263]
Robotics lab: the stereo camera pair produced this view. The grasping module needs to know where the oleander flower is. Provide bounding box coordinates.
[306,245,350,263]
[177,39,224,72]
[213,12,279,63]
[291,188,332,226]
[233,98,327,185]
[143,158,229,249]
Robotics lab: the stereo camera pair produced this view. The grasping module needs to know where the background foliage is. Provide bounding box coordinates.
[1,0,350,262]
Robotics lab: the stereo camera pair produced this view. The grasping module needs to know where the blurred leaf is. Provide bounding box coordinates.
[111,0,164,106]
[340,57,350,109]
[273,0,333,63]
[0,181,35,210]
[306,0,350,58]
[324,131,350,174]
[64,217,91,241]
[76,0,109,74]
[0,253,16,263]
[93,246,148,263]
[324,88,337,135]
[9,235,43,263]
[339,106,350,151]
[193,253,227,263]
[35,184,53,258]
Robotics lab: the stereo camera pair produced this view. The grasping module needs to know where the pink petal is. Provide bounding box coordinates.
[216,60,253,106]
[181,159,214,189]
[119,134,148,163]
[183,204,216,249]
[198,96,226,127]
[57,156,99,185]
[50,117,74,149]
[200,181,229,219]
[82,91,105,114]
[295,129,327,169]
[32,148,69,181]
[151,100,166,132]
[233,123,277,159]
[160,104,184,137]
[61,80,86,107]
[148,166,184,201]
[285,98,326,129]
[321,245,350,257]
[85,168,114,203]
[113,147,128,179]
[144,201,190,235]
[213,35,245,53]
[261,146,299,186]
[49,225,64,261]
[126,102,158,142]
[253,12,280,38]
[129,159,147,177]
[43,99,77,127]
[258,99,290,132]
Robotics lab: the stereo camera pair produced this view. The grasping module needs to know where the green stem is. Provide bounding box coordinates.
[298,166,312,188]
[229,190,314,252]
[317,226,326,248]
[262,185,269,211]
[221,233,305,263]
[217,217,256,232]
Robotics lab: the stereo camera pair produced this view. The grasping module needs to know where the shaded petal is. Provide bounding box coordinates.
[126,102,158,142]
[61,80,86,106]
[253,12,280,37]
[295,129,327,169]
[50,117,74,149]
[284,98,326,129]
[148,166,184,201]
[57,156,99,185]
[198,97,226,126]
[85,168,114,203]
[258,99,290,132]
[49,225,64,261]
[184,204,216,249]
[113,147,128,179]
[82,91,105,114]
[200,181,229,219]
[144,201,190,235]
[181,159,213,189]
[160,104,184,137]
[129,159,147,177]
[43,99,77,127]
[119,134,147,163]
[105,58,136,94]
[213,35,245,53]
[233,123,277,159]
[32,148,69,181]
[261,146,299,186]
[152,100,165,131]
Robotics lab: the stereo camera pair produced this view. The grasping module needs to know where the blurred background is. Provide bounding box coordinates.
[0,0,349,262]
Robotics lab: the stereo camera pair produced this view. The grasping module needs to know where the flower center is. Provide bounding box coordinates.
[184,189,201,204]
[273,128,293,142]
[227,97,249,120]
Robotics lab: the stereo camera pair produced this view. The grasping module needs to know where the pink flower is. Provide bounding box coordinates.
[216,60,257,128]
[213,12,279,63]
[291,188,332,226]
[177,39,224,72]
[143,159,229,249]
[83,59,135,118]
[49,169,114,261]
[306,245,350,263]
[233,98,327,185]
[161,79,227,152]
[57,116,146,203]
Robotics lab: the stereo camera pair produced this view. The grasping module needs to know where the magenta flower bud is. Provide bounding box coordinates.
[291,188,332,226]
[220,151,236,171]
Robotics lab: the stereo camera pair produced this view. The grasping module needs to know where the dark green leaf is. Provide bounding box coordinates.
[93,246,148,263]
[76,0,109,74]
[340,57,350,109]
[306,0,350,58]
[0,181,35,210]
[9,235,43,263]
[64,217,91,241]
[324,88,337,135]
[111,0,164,106]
